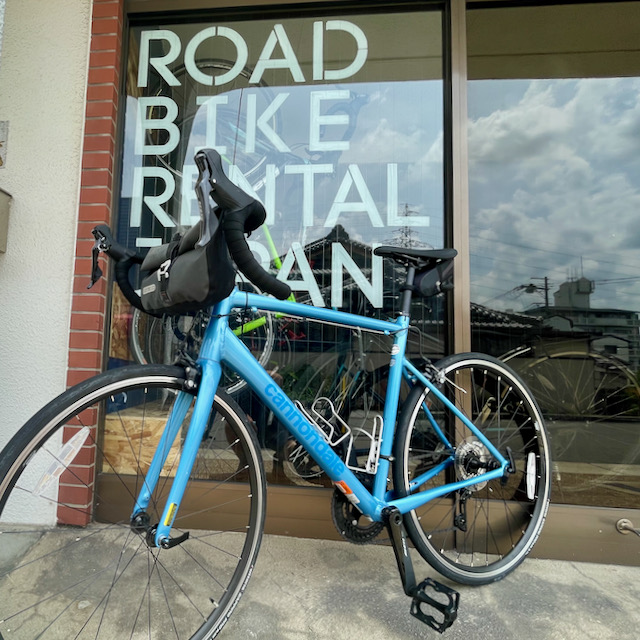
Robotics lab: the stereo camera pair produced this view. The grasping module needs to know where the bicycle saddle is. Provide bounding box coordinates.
[374,246,457,268]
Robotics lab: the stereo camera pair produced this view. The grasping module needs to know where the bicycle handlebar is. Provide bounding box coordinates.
[90,149,292,311]
[222,208,292,300]
[196,148,291,300]
[91,224,146,312]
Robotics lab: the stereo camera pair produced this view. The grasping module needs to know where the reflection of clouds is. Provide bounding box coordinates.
[469,78,640,312]
[343,117,429,163]
[470,82,573,167]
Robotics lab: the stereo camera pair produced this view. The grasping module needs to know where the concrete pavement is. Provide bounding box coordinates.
[219,534,640,640]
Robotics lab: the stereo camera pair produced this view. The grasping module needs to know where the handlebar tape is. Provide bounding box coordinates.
[223,208,292,300]
[197,149,292,300]
[114,256,146,312]
[92,224,146,312]
[199,148,265,231]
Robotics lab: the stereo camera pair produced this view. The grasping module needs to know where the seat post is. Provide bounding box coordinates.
[400,264,416,316]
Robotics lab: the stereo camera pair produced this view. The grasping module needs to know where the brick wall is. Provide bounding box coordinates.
[59,0,124,526]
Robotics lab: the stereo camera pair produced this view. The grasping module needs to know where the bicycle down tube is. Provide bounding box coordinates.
[142,288,511,547]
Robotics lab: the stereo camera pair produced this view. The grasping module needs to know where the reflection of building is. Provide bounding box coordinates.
[525,278,640,372]
[283,224,447,357]
[471,302,543,357]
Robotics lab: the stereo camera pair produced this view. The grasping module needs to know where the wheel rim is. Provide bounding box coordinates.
[0,372,264,639]
[402,358,550,579]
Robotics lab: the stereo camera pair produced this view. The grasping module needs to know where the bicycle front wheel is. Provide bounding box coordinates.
[0,364,266,639]
[393,353,551,585]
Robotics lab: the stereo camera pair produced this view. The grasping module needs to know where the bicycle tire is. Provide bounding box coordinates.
[0,364,266,639]
[129,307,177,365]
[508,349,640,490]
[393,353,551,585]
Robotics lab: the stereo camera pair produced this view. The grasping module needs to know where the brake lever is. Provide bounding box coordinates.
[88,233,105,289]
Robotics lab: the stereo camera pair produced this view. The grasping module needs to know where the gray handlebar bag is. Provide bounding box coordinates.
[138,217,236,317]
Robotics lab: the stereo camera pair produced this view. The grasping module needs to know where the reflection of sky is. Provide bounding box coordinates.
[469,77,640,314]
[121,80,444,255]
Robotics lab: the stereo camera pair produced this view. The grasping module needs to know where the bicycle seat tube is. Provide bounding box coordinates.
[370,264,415,498]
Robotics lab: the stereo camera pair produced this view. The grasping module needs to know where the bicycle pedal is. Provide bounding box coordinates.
[410,578,459,633]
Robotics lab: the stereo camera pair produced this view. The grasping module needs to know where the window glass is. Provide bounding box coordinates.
[112,8,445,488]
[467,2,640,508]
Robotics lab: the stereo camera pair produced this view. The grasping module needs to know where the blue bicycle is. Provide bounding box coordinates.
[0,149,551,639]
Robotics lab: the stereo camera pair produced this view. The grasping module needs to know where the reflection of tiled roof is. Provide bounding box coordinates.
[276,225,371,267]
[471,302,542,329]
[305,225,370,253]
[538,305,639,317]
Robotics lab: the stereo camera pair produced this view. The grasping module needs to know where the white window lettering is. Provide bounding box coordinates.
[135,97,180,156]
[250,24,305,84]
[263,164,277,225]
[138,30,181,87]
[180,164,200,227]
[386,164,430,226]
[331,243,383,308]
[312,20,368,81]
[309,90,351,152]
[246,93,291,153]
[184,27,248,86]
[228,165,263,203]
[131,167,176,235]
[278,242,325,307]
[196,95,229,154]
[284,164,333,227]
[325,165,384,228]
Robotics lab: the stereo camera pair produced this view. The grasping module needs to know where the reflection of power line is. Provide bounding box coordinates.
[593,277,640,285]
[484,277,551,308]
[471,250,640,295]
[385,204,426,248]
[470,234,640,273]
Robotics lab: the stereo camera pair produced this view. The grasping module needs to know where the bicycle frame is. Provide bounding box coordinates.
[138,288,511,548]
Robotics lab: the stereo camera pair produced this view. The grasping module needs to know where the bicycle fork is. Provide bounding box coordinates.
[131,359,221,549]
[384,507,460,633]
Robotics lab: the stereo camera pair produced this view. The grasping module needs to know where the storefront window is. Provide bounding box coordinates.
[467,2,640,508]
[111,6,445,487]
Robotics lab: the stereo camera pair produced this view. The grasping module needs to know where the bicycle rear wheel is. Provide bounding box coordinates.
[0,364,266,639]
[393,353,551,585]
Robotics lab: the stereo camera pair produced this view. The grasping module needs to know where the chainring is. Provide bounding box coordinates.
[331,488,384,544]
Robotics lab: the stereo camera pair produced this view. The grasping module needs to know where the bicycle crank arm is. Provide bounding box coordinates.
[383,507,460,633]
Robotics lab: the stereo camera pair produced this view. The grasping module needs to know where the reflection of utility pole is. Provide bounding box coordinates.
[529,277,550,309]
[509,277,550,309]
[485,277,552,309]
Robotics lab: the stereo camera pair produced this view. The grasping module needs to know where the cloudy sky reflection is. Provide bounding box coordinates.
[469,77,640,313]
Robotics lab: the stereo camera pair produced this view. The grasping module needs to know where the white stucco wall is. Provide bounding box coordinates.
[0,0,92,447]
[0,1,6,60]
